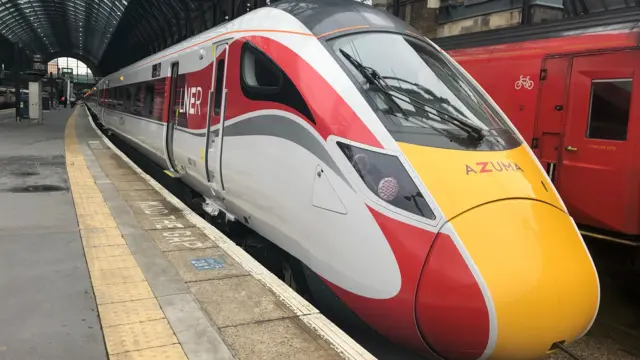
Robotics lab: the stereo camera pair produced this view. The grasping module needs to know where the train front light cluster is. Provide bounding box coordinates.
[377,177,400,201]
[337,142,435,220]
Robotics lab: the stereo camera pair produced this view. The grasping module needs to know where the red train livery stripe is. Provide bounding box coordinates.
[241,35,382,148]
[322,206,437,352]
[163,35,383,149]
[416,232,490,360]
[322,204,491,357]
[222,39,314,127]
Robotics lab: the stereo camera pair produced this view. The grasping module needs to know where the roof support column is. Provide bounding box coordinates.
[13,42,21,120]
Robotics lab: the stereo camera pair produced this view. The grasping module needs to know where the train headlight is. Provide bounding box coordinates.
[378,177,399,201]
[337,142,435,220]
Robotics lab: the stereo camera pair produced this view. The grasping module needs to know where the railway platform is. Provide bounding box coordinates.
[0,108,15,122]
[0,106,370,360]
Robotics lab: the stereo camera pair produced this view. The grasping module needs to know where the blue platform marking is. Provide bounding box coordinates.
[191,257,225,270]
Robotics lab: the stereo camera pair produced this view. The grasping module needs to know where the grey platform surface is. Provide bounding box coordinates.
[0,108,15,123]
[0,108,107,360]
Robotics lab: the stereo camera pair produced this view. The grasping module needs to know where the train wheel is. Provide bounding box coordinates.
[282,256,311,300]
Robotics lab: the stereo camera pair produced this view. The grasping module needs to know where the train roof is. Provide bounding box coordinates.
[433,6,640,50]
[96,0,423,86]
[271,0,416,38]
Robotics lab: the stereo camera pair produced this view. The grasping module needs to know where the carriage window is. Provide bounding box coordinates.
[124,86,133,111]
[153,80,165,121]
[213,59,225,116]
[132,86,142,115]
[117,87,125,111]
[586,79,632,141]
[143,83,155,116]
[240,41,314,124]
[109,88,115,108]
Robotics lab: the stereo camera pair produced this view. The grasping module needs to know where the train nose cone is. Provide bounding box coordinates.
[416,199,600,360]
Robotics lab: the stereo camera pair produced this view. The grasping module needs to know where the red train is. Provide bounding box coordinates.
[434,8,640,244]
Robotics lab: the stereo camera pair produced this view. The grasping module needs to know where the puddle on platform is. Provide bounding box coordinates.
[12,170,40,177]
[4,184,68,193]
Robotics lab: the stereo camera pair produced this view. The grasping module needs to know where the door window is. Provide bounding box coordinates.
[586,79,632,141]
[213,59,225,116]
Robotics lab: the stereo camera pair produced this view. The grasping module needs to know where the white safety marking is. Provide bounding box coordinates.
[88,140,104,150]
[84,105,375,360]
[150,215,186,229]
[161,229,205,249]
[135,201,171,215]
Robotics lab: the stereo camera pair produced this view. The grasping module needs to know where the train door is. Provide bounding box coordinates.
[102,80,109,119]
[164,62,180,173]
[557,50,639,235]
[205,42,229,195]
[533,56,571,182]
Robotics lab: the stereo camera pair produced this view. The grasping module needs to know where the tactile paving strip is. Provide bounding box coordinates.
[64,109,188,359]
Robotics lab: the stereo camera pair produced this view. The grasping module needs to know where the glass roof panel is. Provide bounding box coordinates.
[0,0,132,62]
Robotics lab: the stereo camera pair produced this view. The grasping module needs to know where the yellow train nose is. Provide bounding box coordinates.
[448,199,600,359]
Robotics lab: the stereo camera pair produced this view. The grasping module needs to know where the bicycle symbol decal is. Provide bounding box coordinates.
[515,75,535,90]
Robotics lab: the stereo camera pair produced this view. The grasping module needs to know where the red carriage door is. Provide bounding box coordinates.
[557,50,639,236]
[101,80,109,119]
[532,56,571,183]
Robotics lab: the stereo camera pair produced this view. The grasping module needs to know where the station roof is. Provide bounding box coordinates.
[0,0,225,76]
[0,0,129,72]
[5,0,634,77]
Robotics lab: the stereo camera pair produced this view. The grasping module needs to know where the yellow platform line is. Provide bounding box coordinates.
[64,109,188,360]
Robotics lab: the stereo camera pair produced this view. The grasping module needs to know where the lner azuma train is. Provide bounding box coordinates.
[85,1,600,359]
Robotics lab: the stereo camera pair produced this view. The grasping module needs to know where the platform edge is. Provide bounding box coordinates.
[83,105,377,360]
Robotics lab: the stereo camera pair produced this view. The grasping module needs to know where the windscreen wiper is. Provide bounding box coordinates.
[380,75,485,133]
[385,83,485,142]
[339,49,484,142]
[339,49,410,119]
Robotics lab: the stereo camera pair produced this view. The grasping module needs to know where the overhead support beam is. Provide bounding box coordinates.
[155,0,180,44]
[180,1,192,40]
[56,0,73,53]
[44,0,67,52]
[214,0,223,24]
[196,0,209,33]
[138,0,168,52]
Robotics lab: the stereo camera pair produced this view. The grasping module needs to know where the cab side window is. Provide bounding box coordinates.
[586,79,632,141]
[240,41,314,124]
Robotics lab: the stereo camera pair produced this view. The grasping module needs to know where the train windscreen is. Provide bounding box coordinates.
[328,32,522,151]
